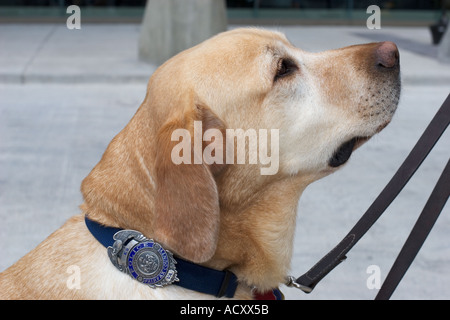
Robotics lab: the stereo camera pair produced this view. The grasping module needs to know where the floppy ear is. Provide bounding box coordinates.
[154,101,226,263]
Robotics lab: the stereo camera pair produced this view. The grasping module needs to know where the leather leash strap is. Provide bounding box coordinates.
[294,93,450,297]
[375,157,450,299]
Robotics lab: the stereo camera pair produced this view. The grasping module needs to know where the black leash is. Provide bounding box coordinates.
[375,157,450,299]
[290,93,450,298]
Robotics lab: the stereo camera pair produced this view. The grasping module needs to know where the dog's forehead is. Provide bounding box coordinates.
[149,29,297,107]
[205,28,293,57]
[229,28,290,44]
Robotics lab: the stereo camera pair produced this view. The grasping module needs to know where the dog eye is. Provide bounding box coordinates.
[275,58,297,81]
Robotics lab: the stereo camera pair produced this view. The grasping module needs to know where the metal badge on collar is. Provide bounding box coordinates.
[107,230,178,288]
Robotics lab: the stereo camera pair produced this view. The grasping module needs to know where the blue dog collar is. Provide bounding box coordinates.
[85,216,238,298]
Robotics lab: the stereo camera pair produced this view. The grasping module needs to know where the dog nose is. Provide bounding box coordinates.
[375,41,399,68]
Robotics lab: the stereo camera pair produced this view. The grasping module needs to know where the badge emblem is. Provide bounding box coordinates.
[107,230,178,288]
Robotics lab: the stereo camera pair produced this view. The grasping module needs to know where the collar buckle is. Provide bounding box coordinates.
[107,229,179,288]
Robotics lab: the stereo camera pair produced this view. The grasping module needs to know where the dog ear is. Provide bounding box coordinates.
[154,101,226,263]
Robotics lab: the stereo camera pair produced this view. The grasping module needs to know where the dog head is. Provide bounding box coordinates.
[186,28,400,174]
[81,28,400,289]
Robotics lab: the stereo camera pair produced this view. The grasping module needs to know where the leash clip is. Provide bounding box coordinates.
[285,276,313,294]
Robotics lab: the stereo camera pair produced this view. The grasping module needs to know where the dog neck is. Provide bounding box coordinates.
[209,171,314,291]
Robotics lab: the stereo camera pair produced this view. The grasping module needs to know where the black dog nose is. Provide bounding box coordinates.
[375,41,399,68]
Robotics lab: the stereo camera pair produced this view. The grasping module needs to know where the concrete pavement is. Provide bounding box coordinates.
[0,23,449,299]
[1,24,450,84]
[0,24,156,83]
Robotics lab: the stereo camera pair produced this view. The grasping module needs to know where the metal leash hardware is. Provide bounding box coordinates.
[285,275,313,293]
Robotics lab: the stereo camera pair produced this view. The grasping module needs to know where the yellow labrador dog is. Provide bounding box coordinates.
[0,28,400,299]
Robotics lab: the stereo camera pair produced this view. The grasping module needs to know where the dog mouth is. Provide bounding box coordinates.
[328,136,369,168]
